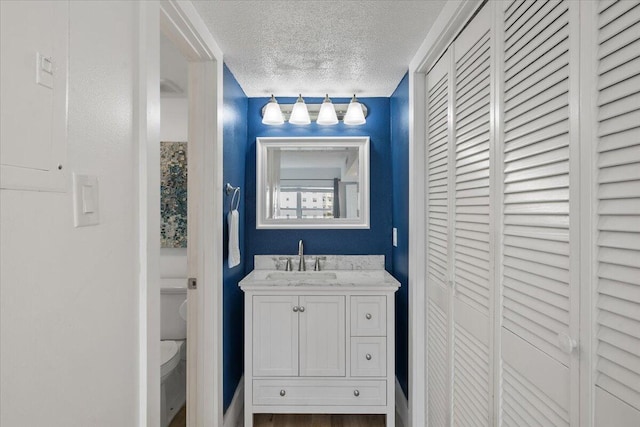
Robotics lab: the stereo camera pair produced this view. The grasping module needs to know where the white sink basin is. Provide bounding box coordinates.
[266,271,337,281]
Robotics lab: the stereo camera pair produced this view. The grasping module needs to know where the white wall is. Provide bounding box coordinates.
[1,2,139,425]
[160,97,189,279]
[161,97,188,142]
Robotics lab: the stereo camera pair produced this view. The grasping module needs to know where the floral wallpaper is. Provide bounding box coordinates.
[161,141,187,248]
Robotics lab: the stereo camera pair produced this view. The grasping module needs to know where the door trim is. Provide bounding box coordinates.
[138,1,224,426]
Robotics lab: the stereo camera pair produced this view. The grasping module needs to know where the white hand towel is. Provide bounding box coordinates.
[227,209,240,268]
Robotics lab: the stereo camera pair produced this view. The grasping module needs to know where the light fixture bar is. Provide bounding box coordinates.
[261,102,368,122]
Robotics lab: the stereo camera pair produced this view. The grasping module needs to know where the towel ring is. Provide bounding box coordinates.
[225,183,241,211]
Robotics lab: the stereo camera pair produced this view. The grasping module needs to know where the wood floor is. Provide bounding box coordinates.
[168,405,186,427]
[169,407,388,426]
[253,414,386,427]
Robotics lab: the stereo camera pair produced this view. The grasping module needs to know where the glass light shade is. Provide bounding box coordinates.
[289,94,311,125]
[344,94,366,125]
[262,95,284,125]
[316,94,338,125]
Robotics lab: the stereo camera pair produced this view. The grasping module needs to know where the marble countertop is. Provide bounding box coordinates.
[239,255,400,291]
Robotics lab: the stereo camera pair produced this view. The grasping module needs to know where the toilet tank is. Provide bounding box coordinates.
[161,278,187,340]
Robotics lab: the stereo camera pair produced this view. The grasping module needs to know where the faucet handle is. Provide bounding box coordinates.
[285,258,293,271]
[313,256,327,271]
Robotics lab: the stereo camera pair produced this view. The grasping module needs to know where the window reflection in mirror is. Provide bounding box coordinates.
[257,137,370,229]
[273,147,359,220]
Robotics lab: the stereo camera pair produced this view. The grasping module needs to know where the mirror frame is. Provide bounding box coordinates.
[256,136,370,229]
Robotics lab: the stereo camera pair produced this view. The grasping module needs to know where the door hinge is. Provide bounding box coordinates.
[188,277,197,290]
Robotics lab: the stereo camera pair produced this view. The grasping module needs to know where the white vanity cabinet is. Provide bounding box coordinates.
[252,295,346,378]
[240,264,399,427]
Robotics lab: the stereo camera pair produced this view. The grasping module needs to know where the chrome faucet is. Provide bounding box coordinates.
[298,239,306,271]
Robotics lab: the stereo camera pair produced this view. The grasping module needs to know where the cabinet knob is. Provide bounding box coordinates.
[365,313,372,320]
[366,353,372,360]
[353,390,360,397]
[299,306,305,312]
[280,389,286,397]
[293,306,299,312]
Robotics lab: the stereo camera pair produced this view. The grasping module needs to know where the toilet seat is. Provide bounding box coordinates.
[161,340,181,381]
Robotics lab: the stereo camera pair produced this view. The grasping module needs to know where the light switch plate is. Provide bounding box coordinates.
[73,173,99,227]
[36,52,54,89]
[392,227,398,247]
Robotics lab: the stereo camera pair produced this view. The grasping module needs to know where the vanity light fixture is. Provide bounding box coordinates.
[316,94,339,125]
[288,94,311,125]
[260,94,368,125]
[343,94,367,125]
[261,94,284,125]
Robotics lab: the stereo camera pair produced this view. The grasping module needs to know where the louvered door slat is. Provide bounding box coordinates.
[505,1,565,63]
[600,5,640,44]
[595,0,640,422]
[506,40,568,92]
[504,0,540,44]
[505,7,569,74]
[504,0,530,28]
[599,21,640,58]
[599,0,638,26]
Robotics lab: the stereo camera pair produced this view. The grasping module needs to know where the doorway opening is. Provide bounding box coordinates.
[138,2,224,426]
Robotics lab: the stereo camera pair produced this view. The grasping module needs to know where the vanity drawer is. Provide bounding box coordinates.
[351,337,387,377]
[253,379,386,406]
[351,296,386,336]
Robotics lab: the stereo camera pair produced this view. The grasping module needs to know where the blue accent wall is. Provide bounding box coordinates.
[245,97,393,271]
[222,64,248,410]
[391,73,410,398]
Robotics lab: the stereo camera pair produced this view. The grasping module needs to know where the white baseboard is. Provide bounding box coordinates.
[223,375,245,427]
[224,375,408,427]
[395,377,409,427]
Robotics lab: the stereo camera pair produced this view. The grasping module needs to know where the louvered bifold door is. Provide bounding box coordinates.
[451,5,493,426]
[594,1,640,425]
[500,0,580,426]
[426,49,452,427]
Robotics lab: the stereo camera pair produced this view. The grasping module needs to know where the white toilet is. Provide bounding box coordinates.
[161,279,187,427]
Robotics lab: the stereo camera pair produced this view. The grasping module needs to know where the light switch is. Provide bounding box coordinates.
[393,227,398,247]
[82,184,96,213]
[73,173,99,227]
[36,52,54,89]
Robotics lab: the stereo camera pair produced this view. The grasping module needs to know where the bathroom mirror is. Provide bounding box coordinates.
[256,136,370,229]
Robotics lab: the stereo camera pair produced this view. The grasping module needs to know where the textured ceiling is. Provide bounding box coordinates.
[192,0,447,97]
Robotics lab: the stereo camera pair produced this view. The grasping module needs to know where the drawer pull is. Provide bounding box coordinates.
[280,389,286,397]
[353,390,360,397]
[365,313,372,320]
[292,306,299,312]
[366,353,372,360]
[299,306,305,312]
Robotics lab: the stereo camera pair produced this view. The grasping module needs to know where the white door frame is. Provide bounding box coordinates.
[407,1,480,426]
[138,1,224,426]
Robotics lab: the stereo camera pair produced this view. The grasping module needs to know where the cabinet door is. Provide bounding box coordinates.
[594,0,640,424]
[298,295,346,377]
[253,295,299,376]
